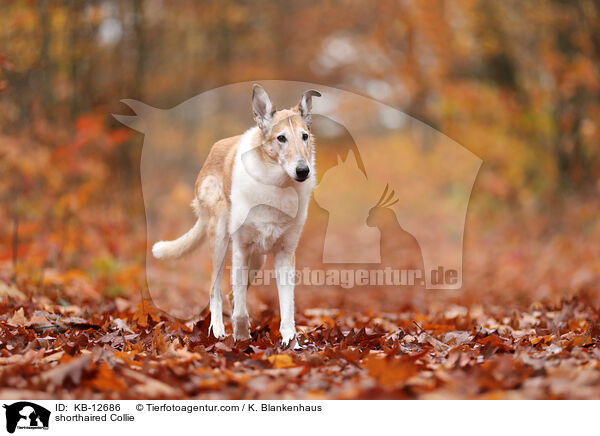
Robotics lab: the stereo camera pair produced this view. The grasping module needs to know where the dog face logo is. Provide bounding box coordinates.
[3,402,50,433]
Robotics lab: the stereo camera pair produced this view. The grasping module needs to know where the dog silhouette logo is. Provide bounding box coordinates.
[3,402,50,433]
[114,80,482,317]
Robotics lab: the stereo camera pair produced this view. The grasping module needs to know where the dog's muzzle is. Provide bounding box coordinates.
[295,162,310,182]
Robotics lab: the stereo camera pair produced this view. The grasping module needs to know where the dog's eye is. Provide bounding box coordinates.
[302,132,309,141]
[277,135,287,143]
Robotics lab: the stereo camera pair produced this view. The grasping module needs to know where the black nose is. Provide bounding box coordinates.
[296,164,310,181]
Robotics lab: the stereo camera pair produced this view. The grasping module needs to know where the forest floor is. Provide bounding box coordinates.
[2,283,600,399]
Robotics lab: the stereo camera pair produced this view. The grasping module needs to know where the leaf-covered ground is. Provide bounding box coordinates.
[2,289,600,399]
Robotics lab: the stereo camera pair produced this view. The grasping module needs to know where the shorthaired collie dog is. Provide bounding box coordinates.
[152,84,321,345]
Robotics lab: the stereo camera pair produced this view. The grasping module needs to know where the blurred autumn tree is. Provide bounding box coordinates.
[0,0,599,293]
[1,1,599,194]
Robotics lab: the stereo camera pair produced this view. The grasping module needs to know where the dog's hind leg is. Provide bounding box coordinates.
[247,253,266,287]
[231,237,251,341]
[208,210,229,339]
[229,253,264,317]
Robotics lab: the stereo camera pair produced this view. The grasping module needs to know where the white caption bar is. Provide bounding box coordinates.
[0,400,594,435]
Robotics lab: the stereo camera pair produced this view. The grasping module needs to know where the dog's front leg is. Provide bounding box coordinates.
[231,238,251,341]
[274,249,296,346]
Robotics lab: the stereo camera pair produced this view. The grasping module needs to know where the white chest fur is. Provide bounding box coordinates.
[229,128,314,254]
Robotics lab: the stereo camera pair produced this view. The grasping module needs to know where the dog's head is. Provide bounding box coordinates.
[251,84,321,183]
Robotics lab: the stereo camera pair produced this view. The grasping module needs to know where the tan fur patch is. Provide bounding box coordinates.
[194,134,240,210]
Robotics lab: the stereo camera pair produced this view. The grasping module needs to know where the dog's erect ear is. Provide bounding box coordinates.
[298,89,321,127]
[252,84,274,132]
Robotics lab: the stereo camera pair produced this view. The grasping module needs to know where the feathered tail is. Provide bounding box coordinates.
[152,216,205,259]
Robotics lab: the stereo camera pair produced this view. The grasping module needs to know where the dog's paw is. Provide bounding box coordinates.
[233,331,251,342]
[232,315,251,341]
[209,321,226,339]
[280,327,296,347]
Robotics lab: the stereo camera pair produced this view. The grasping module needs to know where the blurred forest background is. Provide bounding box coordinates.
[2,0,600,400]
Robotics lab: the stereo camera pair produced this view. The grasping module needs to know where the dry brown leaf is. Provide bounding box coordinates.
[266,354,296,369]
[0,282,26,301]
[41,354,92,386]
[363,355,419,386]
[6,307,27,325]
[89,363,127,392]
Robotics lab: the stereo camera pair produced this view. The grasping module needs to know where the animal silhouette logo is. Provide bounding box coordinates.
[114,80,481,316]
[307,91,481,289]
[314,150,426,277]
[3,402,50,433]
